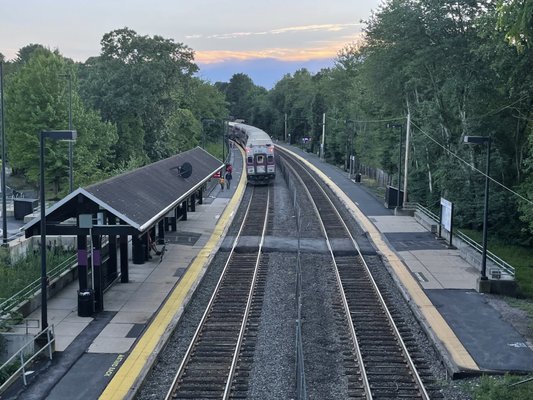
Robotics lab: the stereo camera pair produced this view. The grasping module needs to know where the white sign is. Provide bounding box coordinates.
[440,198,452,231]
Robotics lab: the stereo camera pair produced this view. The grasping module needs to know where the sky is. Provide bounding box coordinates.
[0,0,381,88]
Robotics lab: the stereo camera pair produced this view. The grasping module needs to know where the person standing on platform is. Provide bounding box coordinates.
[225,170,232,190]
[219,176,225,191]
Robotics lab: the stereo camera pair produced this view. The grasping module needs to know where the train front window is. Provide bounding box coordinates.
[267,155,274,164]
[256,155,265,164]
[247,156,253,164]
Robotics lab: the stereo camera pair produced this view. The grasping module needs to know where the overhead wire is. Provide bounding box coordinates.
[409,120,533,206]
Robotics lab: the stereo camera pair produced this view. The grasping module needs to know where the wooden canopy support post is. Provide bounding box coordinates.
[93,233,104,312]
[107,214,118,282]
[120,233,129,283]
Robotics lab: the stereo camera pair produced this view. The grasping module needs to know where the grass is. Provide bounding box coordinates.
[459,228,533,298]
[459,374,533,400]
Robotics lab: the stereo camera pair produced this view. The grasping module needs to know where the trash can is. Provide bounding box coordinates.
[78,289,94,317]
[13,198,38,220]
[354,173,362,183]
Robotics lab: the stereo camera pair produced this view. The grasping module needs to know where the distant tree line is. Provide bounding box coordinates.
[222,0,533,246]
[0,28,228,196]
[1,0,532,249]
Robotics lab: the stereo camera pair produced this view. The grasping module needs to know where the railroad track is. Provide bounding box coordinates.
[280,148,442,399]
[166,186,270,400]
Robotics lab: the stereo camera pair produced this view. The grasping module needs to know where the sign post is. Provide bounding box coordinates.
[439,198,454,248]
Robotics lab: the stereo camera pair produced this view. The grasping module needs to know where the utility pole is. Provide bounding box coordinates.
[403,111,411,206]
[0,61,7,244]
[320,113,326,160]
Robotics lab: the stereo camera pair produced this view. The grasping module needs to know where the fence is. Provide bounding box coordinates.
[407,202,515,278]
[0,326,55,394]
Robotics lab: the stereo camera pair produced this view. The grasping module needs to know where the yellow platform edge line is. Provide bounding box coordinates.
[282,147,479,372]
[100,153,246,400]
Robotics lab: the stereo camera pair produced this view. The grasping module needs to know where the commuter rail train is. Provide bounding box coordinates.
[228,122,276,184]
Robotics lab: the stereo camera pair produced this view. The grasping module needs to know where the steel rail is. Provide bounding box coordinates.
[165,186,269,400]
[223,189,270,398]
[281,154,371,399]
[280,148,430,399]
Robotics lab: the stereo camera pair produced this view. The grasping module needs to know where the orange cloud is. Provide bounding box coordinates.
[186,23,363,41]
[196,34,364,64]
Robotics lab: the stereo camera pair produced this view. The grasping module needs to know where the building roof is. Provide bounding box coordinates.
[23,147,223,235]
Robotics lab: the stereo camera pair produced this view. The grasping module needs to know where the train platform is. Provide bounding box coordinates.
[3,147,244,400]
[280,143,533,376]
[4,142,532,399]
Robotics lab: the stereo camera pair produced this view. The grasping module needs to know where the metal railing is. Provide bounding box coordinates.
[455,230,515,277]
[0,325,55,393]
[0,253,77,315]
[408,202,515,278]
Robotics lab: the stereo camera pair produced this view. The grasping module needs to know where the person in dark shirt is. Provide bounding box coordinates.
[225,171,232,189]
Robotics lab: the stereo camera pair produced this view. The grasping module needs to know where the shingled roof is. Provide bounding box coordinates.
[23,147,223,235]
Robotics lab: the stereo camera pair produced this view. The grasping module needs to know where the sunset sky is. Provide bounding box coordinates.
[0,0,381,87]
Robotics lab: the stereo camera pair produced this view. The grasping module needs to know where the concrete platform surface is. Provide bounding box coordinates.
[3,143,533,400]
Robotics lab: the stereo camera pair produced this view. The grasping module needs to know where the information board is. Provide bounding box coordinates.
[440,198,452,231]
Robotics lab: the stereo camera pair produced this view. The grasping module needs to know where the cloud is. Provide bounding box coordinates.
[187,22,363,41]
[195,32,364,64]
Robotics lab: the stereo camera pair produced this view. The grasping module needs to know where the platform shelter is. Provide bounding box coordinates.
[22,147,223,316]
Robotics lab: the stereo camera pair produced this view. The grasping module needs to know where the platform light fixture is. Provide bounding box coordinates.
[464,135,491,282]
[40,130,77,331]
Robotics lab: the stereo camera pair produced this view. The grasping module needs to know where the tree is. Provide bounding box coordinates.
[79,28,198,163]
[497,0,533,51]
[5,48,117,195]
[154,109,200,159]
[223,73,257,122]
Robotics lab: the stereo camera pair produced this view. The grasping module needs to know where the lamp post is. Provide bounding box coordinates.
[464,135,491,282]
[387,123,403,211]
[40,130,77,331]
[345,120,357,177]
[0,61,7,244]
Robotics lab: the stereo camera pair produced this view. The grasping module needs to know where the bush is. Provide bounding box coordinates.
[0,247,75,301]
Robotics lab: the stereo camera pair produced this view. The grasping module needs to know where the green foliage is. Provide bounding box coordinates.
[497,0,533,51]
[0,359,21,386]
[255,0,533,248]
[469,374,533,399]
[0,247,75,300]
[154,109,200,159]
[5,48,69,184]
[223,73,257,122]
[459,228,533,297]
[4,48,118,195]
[79,28,198,163]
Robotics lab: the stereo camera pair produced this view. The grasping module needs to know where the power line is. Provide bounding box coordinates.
[326,115,406,124]
[410,120,533,206]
